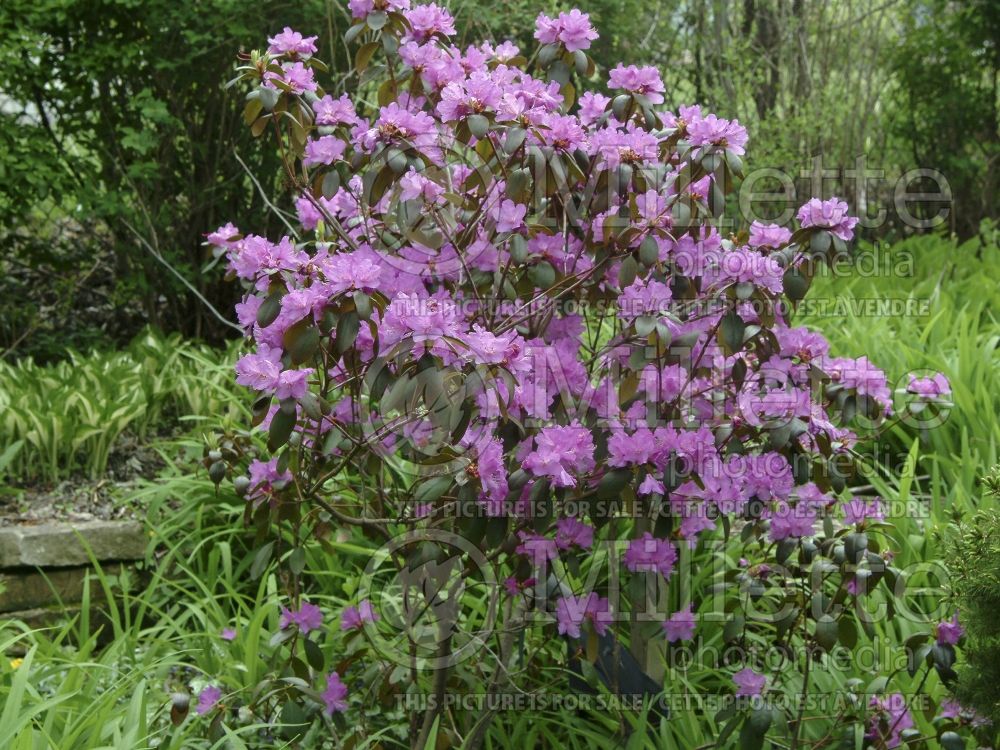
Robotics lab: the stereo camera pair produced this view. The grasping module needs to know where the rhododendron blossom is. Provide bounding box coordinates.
[534,9,599,52]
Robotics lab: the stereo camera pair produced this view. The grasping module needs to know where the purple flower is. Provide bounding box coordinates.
[842,497,884,527]
[939,697,962,720]
[470,438,509,515]
[555,517,594,550]
[534,9,599,52]
[221,627,237,641]
[590,124,659,169]
[503,576,535,597]
[279,601,324,634]
[748,221,792,250]
[403,3,456,42]
[313,93,359,126]
[246,457,292,502]
[822,355,892,413]
[316,249,383,295]
[715,247,784,294]
[623,532,677,579]
[487,41,520,63]
[662,605,696,642]
[275,368,313,401]
[437,73,502,122]
[608,64,665,105]
[303,135,346,167]
[936,611,964,645]
[196,685,223,715]
[267,27,318,58]
[321,672,349,714]
[489,198,527,233]
[767,501,817,541]
[522,423,596,488]
[618,277,672,323]
[732,668,766,697]
[796,197,858,242]
[578,92,610,126]
[868,693,914,748]
[227,234,307,283]
[235,345,283,392]
[399,170,444,203]
[539,113,586,151]
[907,373,951,399]
[638,474,665,496]
[361,103,438,156]
[295,195,323,230]
[265,61,317,94]
[938,698,991,727]
[206,222,240,248]
[555,593,612,638]
[687,114,748,155]
[341,600,379,631]
[515,531,560,568]
[349,0,410,21]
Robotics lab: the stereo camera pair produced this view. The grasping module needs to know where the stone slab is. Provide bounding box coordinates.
[0,521,146,567]
[0,564,124,613]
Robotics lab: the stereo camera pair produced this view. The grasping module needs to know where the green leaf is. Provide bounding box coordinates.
[284,320,320,364]
[304,638,325,671]
[598,468,631,499]
[738,714,767,750]
[528,261,556,289]
[720,310,745,353]
[506,168,531,202]
[639,235,659,266]
[618,255,639,288]
[783,266,810,302]
[504,127,527,155]
[508,233,528,262]
[257,293,282,327]
[335,311,361,354]
[250,542,275,580]
[485,516,508,548]
[288,547,306,575]
[354,42,379,73]
[671,200,691,226]
[809,230,832,256]
[279,700,309,740]
[467,114,489,139]
[413,475,452,505]
[635,315,657,337]
[838,616,858,649]
[268,408,296,451]
[748,706,772,735]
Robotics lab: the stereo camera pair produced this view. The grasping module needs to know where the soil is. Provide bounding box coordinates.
[0,430,167,526]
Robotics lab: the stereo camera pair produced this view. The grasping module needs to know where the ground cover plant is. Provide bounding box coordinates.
[0,332,239,487]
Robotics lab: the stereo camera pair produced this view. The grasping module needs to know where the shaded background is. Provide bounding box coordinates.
[1,0,997,360]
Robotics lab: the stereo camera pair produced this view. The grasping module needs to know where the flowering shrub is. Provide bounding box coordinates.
[203,4,982,748]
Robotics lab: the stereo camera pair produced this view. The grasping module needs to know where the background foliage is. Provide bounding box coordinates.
[1,0,997,359]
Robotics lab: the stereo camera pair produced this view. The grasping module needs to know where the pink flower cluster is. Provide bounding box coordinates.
[534,9,599,52]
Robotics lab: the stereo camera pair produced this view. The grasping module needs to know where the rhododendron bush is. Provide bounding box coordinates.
[202,4,976,748]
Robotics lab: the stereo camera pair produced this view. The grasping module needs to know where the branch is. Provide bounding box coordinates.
[119,219,243,334]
